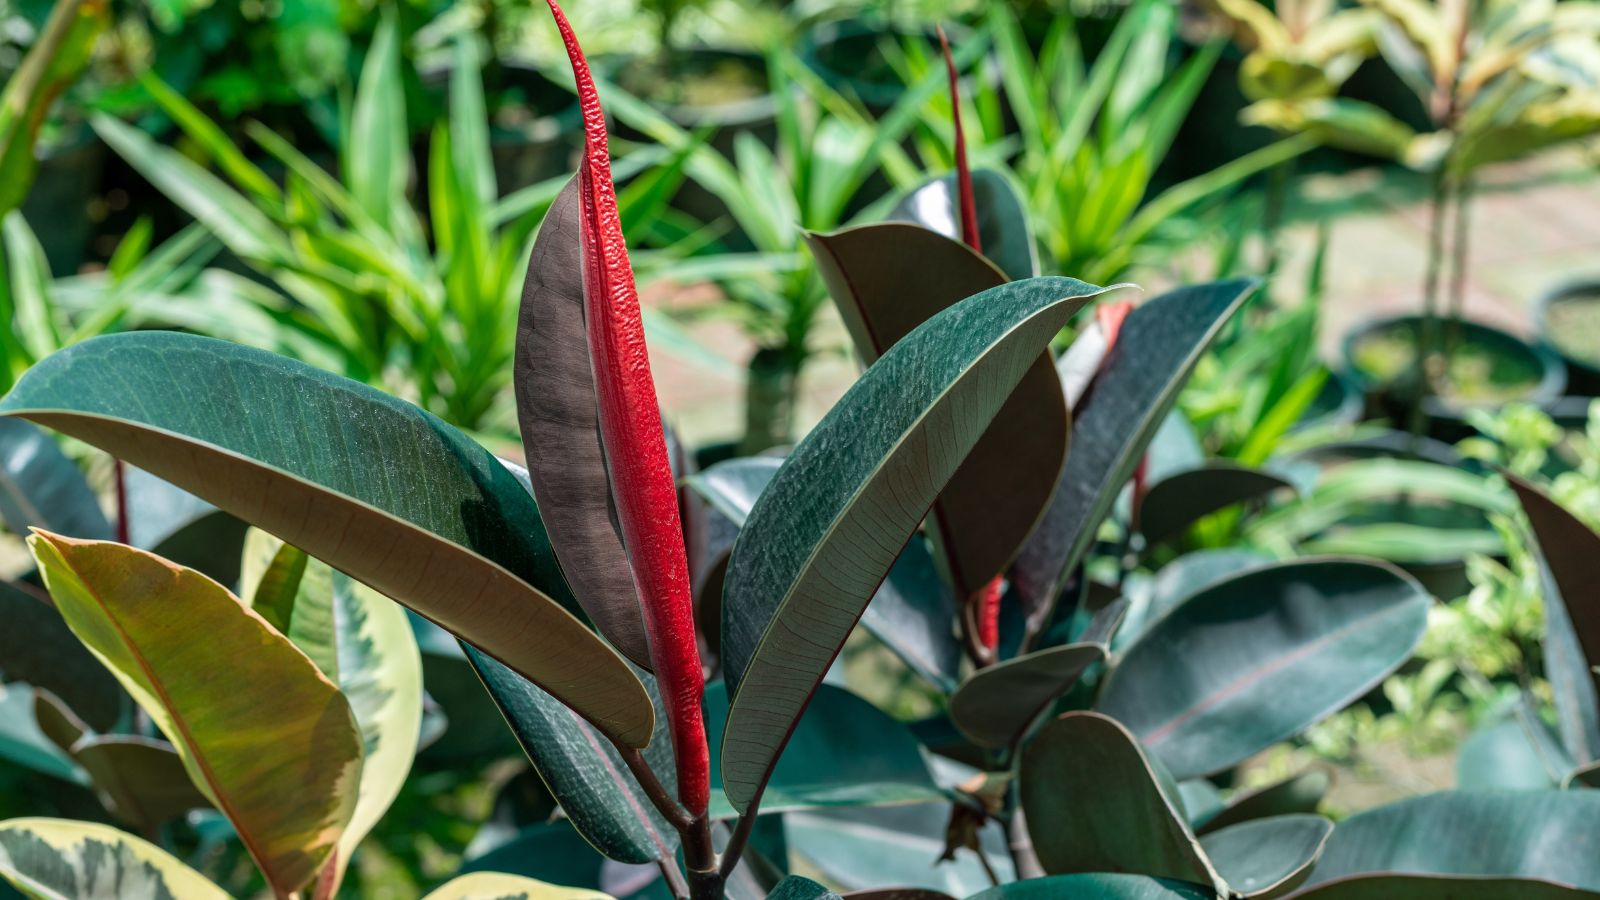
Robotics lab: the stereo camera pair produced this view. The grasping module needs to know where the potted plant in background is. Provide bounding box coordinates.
[1539,277,1600,397]
[1232,0,1598,434]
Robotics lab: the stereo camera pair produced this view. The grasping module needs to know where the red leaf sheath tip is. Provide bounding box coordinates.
[975,576,1003,651]
[937,25,980,255]
[545,0,709,817]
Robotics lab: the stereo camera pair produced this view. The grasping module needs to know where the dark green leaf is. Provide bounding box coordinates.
[841,890,955,900]
[806,223,1068,599]
[1020,712,1223,893]
[1096,558,1430,780]
[720,277,1111,811]
[468,650,679,864]
[0,332,653,747]
[0,419,111,541]
[515,176,650,670]
[1197,814,1330,899]
[0,683,84,784]
[889,169,1038,281]
[1507,474,1600,765]
[1012,280,1256,640]
[704,682,942,819]
[964,875,1215,900]
[785,805,1014,895]
[1457,714,1568,790]
[1304,791,1600,890]
[769,876,842,900]
[1137,464,1294,548]
[1195,770,1329,836]
[1567,760,1600,788]
[692,458,961,691]
[1296,875,1596,899]
[0,579,122,730]
[948,599,1127,749]
[1118,549,1271,651]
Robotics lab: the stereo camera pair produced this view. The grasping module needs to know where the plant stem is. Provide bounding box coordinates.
[1262,157,1295,285]
[615,745,694,832]
[656,857,691,900]
[1446,174,1475,354]
[684,815,720,900]
[1002,808,1045,880]
[1408,162,1451,441]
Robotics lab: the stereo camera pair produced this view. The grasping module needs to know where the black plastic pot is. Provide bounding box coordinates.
[1295,370,1365,433]
[1341,314,1566,441]
[1535,280,1600,397]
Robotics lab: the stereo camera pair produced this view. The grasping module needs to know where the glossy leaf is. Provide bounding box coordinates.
[806,223,1068,600]
[785,805,1015,896]
[29,533,362,896]
[0,579,122,730]
[1137,463,1294,547]
[1507,474,1600,765]
[469,649,680,864]
[0,683,83,784]
[1305,791,1600,889]
[0,817,227,900]
[948,599,1127,749]
[690,457,962,691]
[1296,875,1596,899]
[422,872,612,900]
[720,276,1109,811]
[889,170,1038,281]
[840,890,955,900]
[238,529,425,887]
[1198,814,1330,898]
[703,682,943,819]
[1096,558,1430,780]
[1020,711,1224,893]
[0,418,111,541]
[32,691,210,833]
[1012,280,1256,640]
[543,0,706,812]
[1117,549,1271,652]
[769,876,842,900]
[1457,715,1568,790]
[964,875,1214,900]
[1195,770,1329,835]
[515,176,650,670]
[0,332,654,747]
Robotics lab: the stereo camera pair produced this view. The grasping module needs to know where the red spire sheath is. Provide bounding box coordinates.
[938,24,981,255]
[545,0,709,817]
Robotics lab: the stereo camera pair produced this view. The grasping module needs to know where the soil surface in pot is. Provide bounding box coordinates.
[1352,325,1543,406]
[1543,290,1600,368]
[615,51,767,112]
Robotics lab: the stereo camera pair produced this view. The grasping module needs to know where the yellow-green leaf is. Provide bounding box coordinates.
[28,532,362,897]
[239,528,423,890]
[0,817,228,899]
[422,871,613,899]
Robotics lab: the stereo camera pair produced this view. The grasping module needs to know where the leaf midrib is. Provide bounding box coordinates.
[52,545,276,886]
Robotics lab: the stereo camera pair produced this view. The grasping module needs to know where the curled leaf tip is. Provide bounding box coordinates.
[544,0,709,815]
[938,23,980,255]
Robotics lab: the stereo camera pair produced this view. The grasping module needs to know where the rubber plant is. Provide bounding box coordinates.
[8,5,1600,900]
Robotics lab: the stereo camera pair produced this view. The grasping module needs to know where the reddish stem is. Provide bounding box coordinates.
[545,0,708,817]
[113,458,129,546]
[938,24,981,255]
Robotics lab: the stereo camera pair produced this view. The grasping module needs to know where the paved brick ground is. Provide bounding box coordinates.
[645,149,1600,449]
